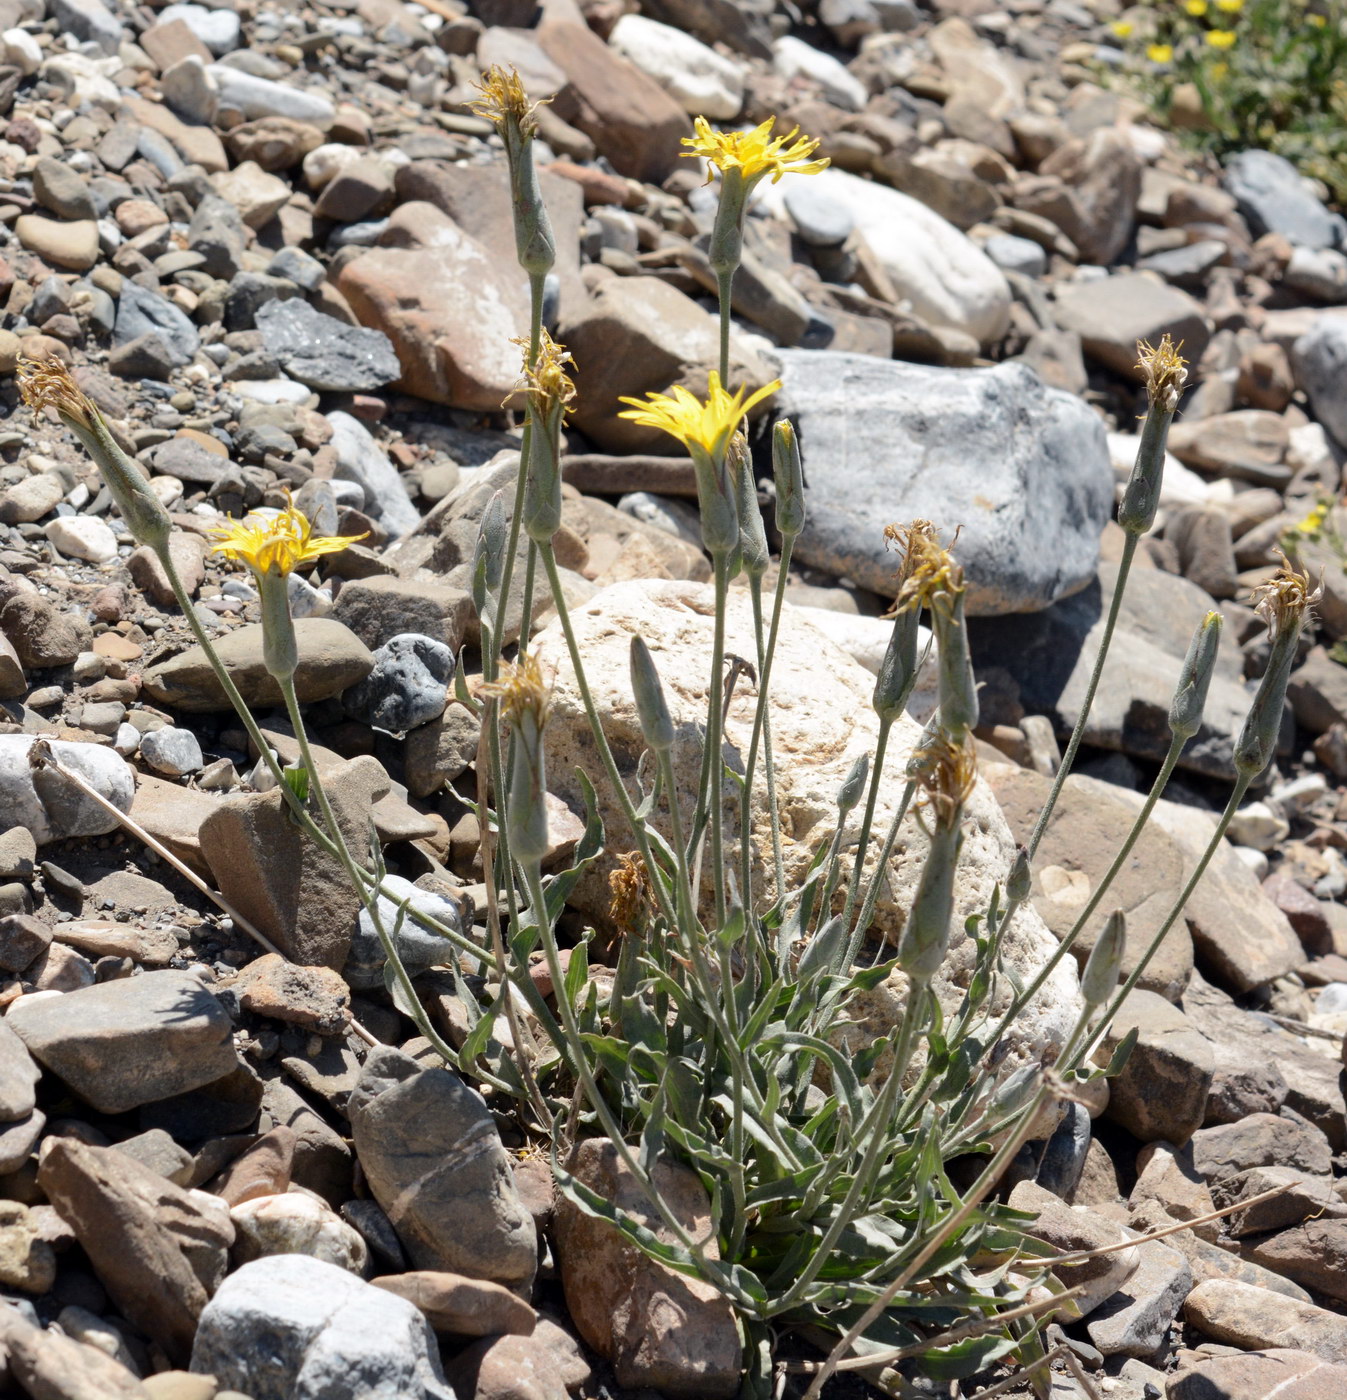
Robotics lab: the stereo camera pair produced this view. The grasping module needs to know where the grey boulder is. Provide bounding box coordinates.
[345,873,462,991]
[1224,150,1346,251]
[775,351,1112,615]
[326,410,421,537]
[256,297,400,393]
[192,1253,454,1400]
[1291,317,1347,449]
[0,736,133,844]
[343,633,453,736]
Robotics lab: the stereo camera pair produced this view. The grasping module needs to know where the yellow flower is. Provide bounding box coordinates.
[515,329,577,417]
[1205,27,1236,46]
[618,372,780,459]
[1111,19,1134,36]
[1210,59,1230,78]
[1147,42,1174,61]
[1215,0,1242,10]
[468,65,542,138]
[1298,502,1330,534]
[211,502,366,578]
[681,116,829,186]
[1185,0,1208,15]
[1307,11,1327,24]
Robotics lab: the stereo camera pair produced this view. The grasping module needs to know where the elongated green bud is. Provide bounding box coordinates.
[470,68,554,278]
[1007,845,1031,903]
[899,821,961,986]
[472,491,508,621]
[258,571,298,682]
[873,606,921,723]
[690,444,739,559]
[931,590,978,740]
[707,166,748,280]
[1118,336,1187,537]
[521,333,574,545]
[837,752,868,815]
[1170,610,1223,741]
[629,636,674,753]
[733,436,769,579]
[507,707,549,863]
[1081,909,1126,1008]
[772,419,805,541]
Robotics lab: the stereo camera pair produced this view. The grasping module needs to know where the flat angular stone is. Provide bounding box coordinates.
[256,297,399,393]
[1170,1348,1347,1400]
[1185,1279,1347,1362]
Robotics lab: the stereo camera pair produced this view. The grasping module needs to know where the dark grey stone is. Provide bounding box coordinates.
[51,0,123,53]
[187,192,246,279]
[344,873,462,992]
[1291,316,1347,449]
[775,350,1113,615]
[1223,149,1346,251]
[342,633,453,736]
[113,282,199,367]
[223,271,298,332]
[256,298,400,393]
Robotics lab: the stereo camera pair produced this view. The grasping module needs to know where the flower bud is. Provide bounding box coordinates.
[732,435,769,579]
[873,605,920,723]
[837,752,869,815]
[772,419,805,541]
[1169,610,1223,742]
[1081,909,1126,1008]
[472,491,508,621]
[1007,845,1031,903]
[932,590,978,741]
[1118,336,1187,537]
[899,821,962,986]
[630,636,674,753]
[707,166,748,280]
[690,445,739,559]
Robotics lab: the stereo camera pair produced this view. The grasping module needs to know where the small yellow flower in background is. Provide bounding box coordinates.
[1210,60,1230,78]
[1147,42,1175,61]
[1205,27,1236,46]
[1297,502,1330,535]
[681,116,829,187]
[211,502,366,578]
[1185,0,1208,16]
[1111,19,1134,36]
[1215,0,1243,11]
[1307,10,1327,24]
[618,372,780,459]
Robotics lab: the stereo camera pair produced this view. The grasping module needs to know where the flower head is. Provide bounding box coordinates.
[468,65,542,138]
[608,851,651,929]
[681,116,829,187]
[1205,27,1236,46]
[908,729,978,831]
[1252,554,1321,639]
[1185,0,1208,14]
[1148,42,1175,60]
[1136,334,1188,410]
[887,521,965,613]
[17,355,95,433]
[516,329,576,418]
[1215,0,1242,11]
[1297,501,1330,536]
[478,652,551,731]
[211,501,366,578]
[1111,19,1134,36]
[618,372,780,460]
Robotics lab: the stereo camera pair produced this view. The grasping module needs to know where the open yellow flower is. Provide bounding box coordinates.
[618,373,780,460]
[1111,19,1134,36]
[1185,0,1208,15]
[1147,42,1175,60]
[1205,27,1236,46]
[1215,0,1242,11]
[211,502,366,578]
[682,116,829,187]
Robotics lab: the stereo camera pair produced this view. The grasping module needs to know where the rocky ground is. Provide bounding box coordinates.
[0,0,1341,1397]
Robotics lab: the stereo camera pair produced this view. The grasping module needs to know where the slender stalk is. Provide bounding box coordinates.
[841,719,893,940]
[1025,532,1138,861]
[739,564,789,911]
[697,555,732,925]
[716,268,732,383]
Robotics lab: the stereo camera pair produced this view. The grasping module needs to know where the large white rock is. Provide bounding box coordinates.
[609,14,744,120]
[758,167,1011,344]
[531,580,1082,1069]
[773,34,867,112]
[0,736,134,844]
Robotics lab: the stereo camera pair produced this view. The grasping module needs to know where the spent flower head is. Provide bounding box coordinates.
[468,66,542,138]
[609,851,652,930]
[888,521,965,613]
[1252,554,1321,639]
[17,354,94,432]
[681,116,829,188]
[479,652,551,732]
[516,329,576,417]
[1136,335,1188,412]
[211,501,366,578]
[618,372,779,461]
[908,729,977,831]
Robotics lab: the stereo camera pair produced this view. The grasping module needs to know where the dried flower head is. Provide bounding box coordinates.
[619,372,779,460]
[516,329,576,416]
[908,729,977,830]
[1252,554,1321,639]
[468,65,542,137]
[478,652,551,731]
[211,501,367,578]
[608,851,651,930]
[888,521,965,612]
[17,355,95,432]
[682,116,829,187]
[1135,335,1188,412]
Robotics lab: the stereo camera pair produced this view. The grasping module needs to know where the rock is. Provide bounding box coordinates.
[1185,1280,1347,1362]
[1291,318,1347,449]
[342,633,452,736]
[537,18,689,182]
[231,1192,368,1274]
[141,617,373,712]
[531,580,1082,1065]
[213,1126,296,1206]
[773,33,866,110]
[1098,989,1213,1146]
[188,192,245,278]
[192,1254,453,1400]
[760,167,1011,345]
[1212,1165,1345,1238]
[331,575,472,654]
[0,913,50,973]
[775,351,1111,615]
[0,1200,55,1293]
[1168,412,1290,488]
[44,515,118,564]
[345,873,462,992]
[0,1017,38,1122]
[161,54,218,125]
[209,64,335,125]
[7,969,236,1113]
[211,160,290,231]
[1170,1348,1347,1400]
[1289,649,1347,735]
[1286,246,1347,302]
[445,1319,591,1400]
[1245,1222,1347,1303]
[225,953,350,1035]
[1,592,91,667]
[0,1301,150,1398]
[555,1137,740,1397]
[256,298,399,394]
[14,214,99,271]
[136,725,204,778]
[560,274,776,453]
[326,410,421,537]
[1053,274,1211,380]
[161,2,240,53]
[114,281,200,368]
[1131,1141,1217,1241]
[109,333,178,382]
[1191,1112,1334,1184]
[403,705,481,798]
[372,1270,537,1337]
[0,735,132,844]
[1086,1237,1190,1357]
[348,1046,537,1288]
[200,755,387,968]
[37,1137,233,1364]
[0,474,64,525]
[1224,150,1346,250]
[609,13,743,119]
[33,155,96,221]
[1029,128,1141,266]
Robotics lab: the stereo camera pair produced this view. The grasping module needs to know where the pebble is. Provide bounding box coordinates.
[137,725,204,777]
[44,516,118,564]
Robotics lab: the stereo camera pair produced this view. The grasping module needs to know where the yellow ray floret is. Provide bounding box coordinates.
[618,372,780,458]
[681,116,829,185]
[211,502,366,578]
[468,65,543,136]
